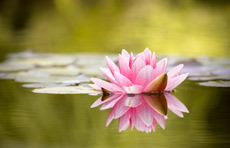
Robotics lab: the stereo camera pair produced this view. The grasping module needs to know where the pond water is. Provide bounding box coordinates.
[0,79,229,148]
[0,52,229,148]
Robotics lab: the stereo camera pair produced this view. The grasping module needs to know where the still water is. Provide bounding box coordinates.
[0,79,229,148]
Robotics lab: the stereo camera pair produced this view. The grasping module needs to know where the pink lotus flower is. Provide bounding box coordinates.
[91,92,189,133]
[91,48,189,94]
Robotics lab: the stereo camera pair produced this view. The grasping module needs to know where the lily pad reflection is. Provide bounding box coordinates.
[91,92,189,133]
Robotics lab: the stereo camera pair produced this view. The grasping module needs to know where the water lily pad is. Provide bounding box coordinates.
[75,56,106,66]
[7,50,48,59]
[197,57,230,66]
[5,56,76,67]
[78,67,102,76]
[165,55,192,66]
[0,62,35,72]
[198,81,230,87]
[167,57,229,77]
[0,72,19,79]
[29,67,81,76]
[27,65,103,77]
[22,83,71,88]
[189,75,230,81]
[15,72,90,84]
[213,68,230,76]
[61,74,91,84]
[74,53,117,66]
[182,65,221,76]
[33,86,97,94]
[0,71,46,80]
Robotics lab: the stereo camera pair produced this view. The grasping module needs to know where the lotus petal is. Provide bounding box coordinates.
[150,52,156,69]
[135,65,154,87]
[90,78,123,93]
[167,64,184,78]
[100,67,117,84]
[118,54,131,79]
[106,56,120,75]
[153,58,167,78]
[124,94,143,107]
[106,107,115,126]
[100,95,123,110]
[119,110,131,132]
[152,110,166,129]
[131,58,146,81]
[165,73,189,91]
[123,85,143,94]
[114,96,130,118]
[136,101,154,126]
[114,71,133,87]
[165,92,189,113]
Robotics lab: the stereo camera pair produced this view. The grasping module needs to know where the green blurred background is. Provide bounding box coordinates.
[0,0,229,60]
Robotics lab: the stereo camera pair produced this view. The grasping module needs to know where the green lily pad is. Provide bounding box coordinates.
[29,67,81,76]
[78,67,102,76]
[22,83,71,88]
[0,72,20,79]
[73,53,117,66]
[189,75,230,81]
[0,62,35,72]
[32,86,97,94]
[213,68,230,76]
[197,57,230,66]
[198,81,230,87]
[6,56,76,67]
[7,50,48,59]
[15,72,90,84]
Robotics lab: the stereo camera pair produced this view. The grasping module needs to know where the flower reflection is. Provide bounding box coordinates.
[91,92,189,133]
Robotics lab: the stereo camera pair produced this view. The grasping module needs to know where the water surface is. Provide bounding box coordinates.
[0,79,229,148]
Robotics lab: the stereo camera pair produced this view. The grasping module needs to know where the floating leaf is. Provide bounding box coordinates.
[197,57,230,66]
[77,67,103,76]
[6,55,77,67]
[189,75,230,81]
[168,57,228,77]
[0,63,35,72]
[28,67,81,76]
[33,86,97,94]
[0,72,19,79]
[213,68,230,76]
[7,50,48,59]
[22,83,70,88]
[182,65,221,76]
[198,81,230,87]
[74,53,117,66]
[15,72,90,84]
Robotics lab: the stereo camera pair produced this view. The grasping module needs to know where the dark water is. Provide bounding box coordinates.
[0,79,229,148]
